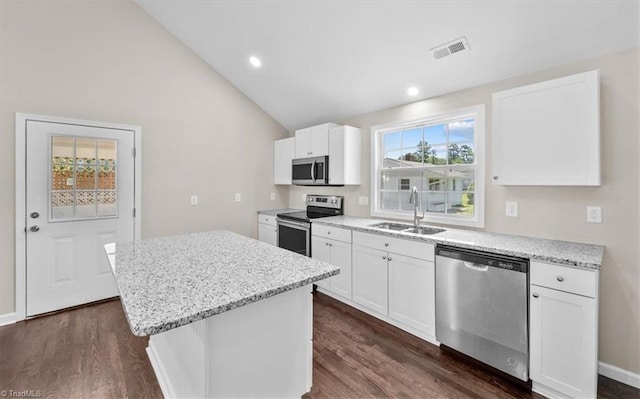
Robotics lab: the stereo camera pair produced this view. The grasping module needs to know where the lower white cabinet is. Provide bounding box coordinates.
[312,226,353,300]
[388,253,435,338]
[530,261,599,399]
[257,214,277,246]
[351,231,437,341]
[352,245,388,315]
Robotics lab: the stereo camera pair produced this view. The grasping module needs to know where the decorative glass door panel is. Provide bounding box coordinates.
[50,135,118,221]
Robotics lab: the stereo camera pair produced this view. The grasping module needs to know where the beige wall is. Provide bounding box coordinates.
[290,48,640,374]
[0,1,289,314]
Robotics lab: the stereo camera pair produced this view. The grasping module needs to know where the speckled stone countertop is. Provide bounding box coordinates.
[314,216,604,270]
[258,208,303,217]
[108,230,339,336]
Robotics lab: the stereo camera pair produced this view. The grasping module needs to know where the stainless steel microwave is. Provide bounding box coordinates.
[292,155,329,185]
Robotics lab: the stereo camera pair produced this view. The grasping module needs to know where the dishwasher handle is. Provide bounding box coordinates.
[464,261,489,271]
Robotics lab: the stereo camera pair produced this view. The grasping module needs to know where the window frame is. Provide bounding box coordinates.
[370,104,485,228]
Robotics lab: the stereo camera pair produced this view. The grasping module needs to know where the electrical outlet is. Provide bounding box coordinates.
[358,196,369,206]
[270,192,276,201]
[506,201,518,217]
[234,193,241,202]
[190,195,198,206]
[587,206,602,223]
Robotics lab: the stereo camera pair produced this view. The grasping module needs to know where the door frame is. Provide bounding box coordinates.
[14,113,142,322]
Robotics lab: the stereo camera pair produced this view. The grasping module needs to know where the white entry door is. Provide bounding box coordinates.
[25,120,136,316]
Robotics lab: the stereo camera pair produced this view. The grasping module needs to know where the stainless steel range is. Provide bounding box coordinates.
[276,195,344,257]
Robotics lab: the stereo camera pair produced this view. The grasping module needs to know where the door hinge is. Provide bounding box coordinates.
[133,208,136,218]
[132,147,137,158]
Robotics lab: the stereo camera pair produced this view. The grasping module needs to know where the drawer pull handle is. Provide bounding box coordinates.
[384,243,389,247]
[382,256,387,260]
[387,257,392,261]
[532,293,539,298]
[327,231,331,234]
[557,276,564,282]
[329,243,333,247]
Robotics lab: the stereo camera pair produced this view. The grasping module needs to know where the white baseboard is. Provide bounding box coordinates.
[146,342,176,399]
[0,312,17,327]
[599,361,640,389]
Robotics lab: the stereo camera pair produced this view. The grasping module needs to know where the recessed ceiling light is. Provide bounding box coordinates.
[407,87,419,96]
[249,56,262,68]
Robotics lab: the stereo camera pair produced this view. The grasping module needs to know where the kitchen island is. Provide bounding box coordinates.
[106,230,339,399]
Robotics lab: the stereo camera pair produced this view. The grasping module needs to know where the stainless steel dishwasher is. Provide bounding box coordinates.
[435,246,529,382]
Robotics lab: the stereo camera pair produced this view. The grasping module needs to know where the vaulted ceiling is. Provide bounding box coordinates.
[136,1,639,131]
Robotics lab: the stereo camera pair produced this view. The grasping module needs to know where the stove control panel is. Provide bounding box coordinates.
[306,194,343,210]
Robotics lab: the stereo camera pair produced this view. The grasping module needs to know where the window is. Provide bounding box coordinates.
[371,105,485,228]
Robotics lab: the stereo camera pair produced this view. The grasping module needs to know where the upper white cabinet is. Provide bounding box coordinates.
[274,137,295,185]
[294,123,339,158]
[329,125,361,185]
[492,70,600,186]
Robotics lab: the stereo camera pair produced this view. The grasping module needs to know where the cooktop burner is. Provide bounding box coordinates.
[276,195,344,223]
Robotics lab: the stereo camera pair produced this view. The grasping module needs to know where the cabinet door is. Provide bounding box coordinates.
[492,70,600,186]
[258,223,277,246]
[530,285,597,398]
[352,245,388,315]
[311,236,331,289]
[388,254,435,337]
[274,137,295,185]
[309,124,329,156]
[328,240,352,299]
[295,128,311,158]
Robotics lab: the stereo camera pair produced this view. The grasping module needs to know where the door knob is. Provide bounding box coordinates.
[30,225,40,232]
[30,212,40,219]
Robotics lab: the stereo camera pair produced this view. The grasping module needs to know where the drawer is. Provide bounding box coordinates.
[312,224,351,243]
[530,261,597,298]
[353,231,434,262]
[258,214,277,226]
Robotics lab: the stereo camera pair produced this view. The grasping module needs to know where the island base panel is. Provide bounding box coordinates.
[147,285,313,398]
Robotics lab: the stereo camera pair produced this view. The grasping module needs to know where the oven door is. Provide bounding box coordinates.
[276,218,311,256]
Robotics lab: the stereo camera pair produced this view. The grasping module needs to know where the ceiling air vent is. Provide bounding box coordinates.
[430,36,470,60]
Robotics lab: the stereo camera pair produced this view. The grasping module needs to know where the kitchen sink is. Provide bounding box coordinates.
[403,226,446,235]
[368,222,414,231]
[368,222,446,235]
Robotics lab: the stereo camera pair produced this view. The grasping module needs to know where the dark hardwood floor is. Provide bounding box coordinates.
[0,293,638,398]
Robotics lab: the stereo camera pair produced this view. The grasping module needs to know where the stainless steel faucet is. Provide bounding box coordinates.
[408,186,425,227]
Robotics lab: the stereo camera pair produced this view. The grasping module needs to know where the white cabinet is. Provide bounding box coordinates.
[492,70,600,186]
[352,245,388,315]
[274,137,295,185]
[388,253,435,338]
[294,123,338,158]
[257,214,277,246]
[329,125,361,185]
[312,225,352,300]
[530,261,599,399]
[351,231,436,340]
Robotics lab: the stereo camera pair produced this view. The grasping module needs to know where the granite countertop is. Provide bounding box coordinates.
[258,208,303,217]
[108,230,339,336]
[314,216,604,270]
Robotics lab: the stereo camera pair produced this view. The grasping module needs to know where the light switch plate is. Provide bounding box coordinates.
[190,195,198,206]
[234,193,241,202]
[506,201,518,217]
[587,206,602,223]
[358,196,369,206]
[270,192,276,201]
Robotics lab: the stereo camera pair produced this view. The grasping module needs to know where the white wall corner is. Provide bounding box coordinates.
[0,312,17,327]
[599,361,640,389]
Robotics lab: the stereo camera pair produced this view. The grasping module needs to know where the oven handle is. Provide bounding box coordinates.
[277,218,310,231]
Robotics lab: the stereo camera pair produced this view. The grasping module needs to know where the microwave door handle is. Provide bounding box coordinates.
[311,160,316,182]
